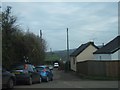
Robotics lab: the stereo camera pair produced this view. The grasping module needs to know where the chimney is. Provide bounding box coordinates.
[89,41,94,44]
[102,43,104,46]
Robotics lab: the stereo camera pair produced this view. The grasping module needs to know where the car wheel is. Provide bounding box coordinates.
[51,77,53,81]
[7,78,14,89]
[28,77,32,85]
[46,77,49,82]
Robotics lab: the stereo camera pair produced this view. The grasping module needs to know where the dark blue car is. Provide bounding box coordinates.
[11,63,42,85]
[35,65,53,82]
[2,67,16,89]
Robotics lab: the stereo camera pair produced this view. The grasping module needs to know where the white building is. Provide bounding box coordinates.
[93,36,120,60]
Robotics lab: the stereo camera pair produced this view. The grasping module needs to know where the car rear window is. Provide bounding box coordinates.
[12,65,24,70]
[36,67,44,71]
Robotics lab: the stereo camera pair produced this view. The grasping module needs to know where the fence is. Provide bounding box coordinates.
[76,60,120,77]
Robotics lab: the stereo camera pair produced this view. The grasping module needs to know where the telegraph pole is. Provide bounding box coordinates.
[66,28,70,72]
[40,30,43,50]
[40,30,43,64]
[40,30,42,42]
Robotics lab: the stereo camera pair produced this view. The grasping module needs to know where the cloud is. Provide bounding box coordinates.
[2,2,118,51]
[2,0,119,2]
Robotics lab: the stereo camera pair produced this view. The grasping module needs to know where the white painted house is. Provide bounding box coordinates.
[70,42,98,71]
[93,36,120,60]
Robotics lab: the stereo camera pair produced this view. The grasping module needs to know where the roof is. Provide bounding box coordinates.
[70,42,98,57]
[93,35,120,54]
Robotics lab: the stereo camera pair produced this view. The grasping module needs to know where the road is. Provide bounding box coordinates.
[14,69,119,89]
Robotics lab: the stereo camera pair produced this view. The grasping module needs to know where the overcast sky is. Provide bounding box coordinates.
[2,2,118,51]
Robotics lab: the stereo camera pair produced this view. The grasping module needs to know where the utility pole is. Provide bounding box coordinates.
[40,30,42,42]
[40,30,43,50]
[66,28,70,72]
[40,30,43,64]
[50,48,53,65]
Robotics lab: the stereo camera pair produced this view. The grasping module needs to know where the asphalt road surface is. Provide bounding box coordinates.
[14,69,119,89]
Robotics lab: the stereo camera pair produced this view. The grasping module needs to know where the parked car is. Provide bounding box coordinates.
[11,63,41,85]
[2,67,16,89]
[35,65,53,82]
[53,63,59,68]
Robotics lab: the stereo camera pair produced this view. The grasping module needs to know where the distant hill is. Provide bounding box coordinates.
[45,43,104,62]
[45,49,76,62]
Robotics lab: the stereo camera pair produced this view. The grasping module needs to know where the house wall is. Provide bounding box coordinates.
[70,57,76,71]
[94,49,120,60]
[94,54,111,60]
[76,45,98,62]
[111,49,120,60]
[119,50,120,60]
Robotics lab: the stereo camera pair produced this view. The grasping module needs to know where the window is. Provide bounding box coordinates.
[12,65,24,70]
[36,67,44,71]
[100,56,102,60]
[27,65,34,72]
